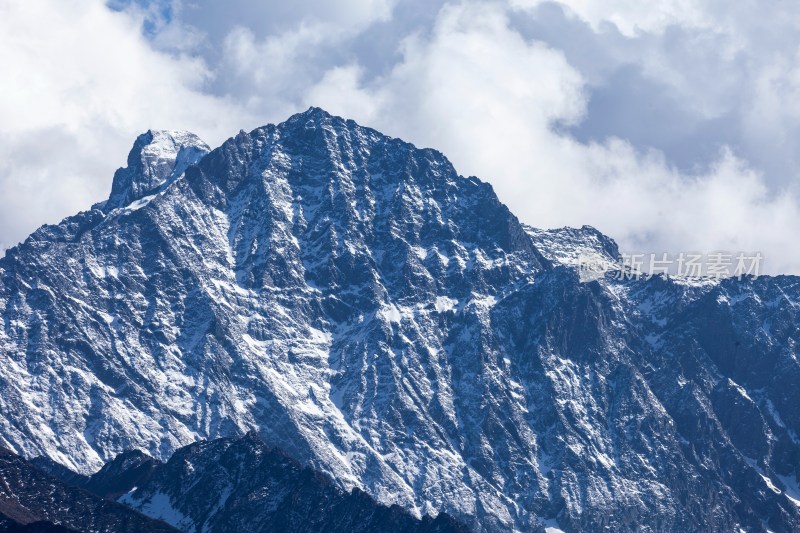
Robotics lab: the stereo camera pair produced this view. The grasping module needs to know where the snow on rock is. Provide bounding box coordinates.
[0,108,799,532]
[105,129,210,211]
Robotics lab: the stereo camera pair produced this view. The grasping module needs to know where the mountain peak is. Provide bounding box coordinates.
[302,105,329,115]
[105,129,210,211]
[525,224,621,268]
[279,106,337,135]
[297,106,332,120]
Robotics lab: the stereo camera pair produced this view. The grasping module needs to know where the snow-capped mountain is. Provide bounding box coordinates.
[1,108,800,531]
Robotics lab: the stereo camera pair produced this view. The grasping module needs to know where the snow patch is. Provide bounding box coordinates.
[761,474,782,494]
[777,473,800,507]
[382,303,402,324]
[543,518,565,533]
[728,379,753,402]
[435,296,458,313]
[121,491,190,529]
[124,193,158,212]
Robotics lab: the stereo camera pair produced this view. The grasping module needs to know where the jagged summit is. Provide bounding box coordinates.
[295,105,333,120]
[105,129,209,211]
[2,109,800,532]
[525,224,621,267]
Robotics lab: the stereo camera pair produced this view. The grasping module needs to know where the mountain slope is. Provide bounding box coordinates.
[0,108,799,531]
[38,434,466,533]
[0,447,177,532]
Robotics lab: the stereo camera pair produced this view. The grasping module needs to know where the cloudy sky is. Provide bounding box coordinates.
[2,0,800,273]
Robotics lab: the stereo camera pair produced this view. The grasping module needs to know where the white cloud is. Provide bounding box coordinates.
[4,0,800,274]
[217,23,330,114]
[212,0,400,116]
[0,0,247,247]
[510,0,709,36]
[305,65,386,122]
[177,0,397,41]
[515,0,800,185]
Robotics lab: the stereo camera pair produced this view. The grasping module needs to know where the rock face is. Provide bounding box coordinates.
[1,108,800,531]
[0,447,177,532]
[120,433,467,533]
[0,516,79,533]
[83,449,161,500]
[104,130,210,211]
[38,434,466,533]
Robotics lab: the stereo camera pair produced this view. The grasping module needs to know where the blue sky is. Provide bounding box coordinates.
[2,0,800,273]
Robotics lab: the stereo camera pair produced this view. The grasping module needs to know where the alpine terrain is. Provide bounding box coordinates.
[26,432,465,533]
[0,446,177,532]
[1,108,800,532]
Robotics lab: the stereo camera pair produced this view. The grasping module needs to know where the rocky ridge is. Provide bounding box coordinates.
[0,109,799,531]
